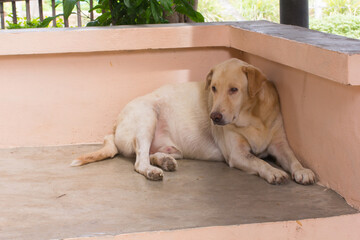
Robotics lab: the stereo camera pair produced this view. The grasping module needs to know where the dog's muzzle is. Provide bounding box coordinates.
[210,112,225,125]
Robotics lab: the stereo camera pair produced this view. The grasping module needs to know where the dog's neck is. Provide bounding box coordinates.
[234,109,264,130]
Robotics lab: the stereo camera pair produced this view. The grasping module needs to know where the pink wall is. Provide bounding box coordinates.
[243,53,360,209]
[0,48,241,147]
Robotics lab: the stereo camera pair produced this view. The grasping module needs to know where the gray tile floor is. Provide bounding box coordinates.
[0,145,357,240]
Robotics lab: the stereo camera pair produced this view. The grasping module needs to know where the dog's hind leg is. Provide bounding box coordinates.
[71,134,118,166]
[134,138,164,181]
[125,103,164,181]
[150,152,178,172]
[149,145,183,171]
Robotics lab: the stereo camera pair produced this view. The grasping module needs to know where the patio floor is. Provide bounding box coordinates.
[0,144,357,240]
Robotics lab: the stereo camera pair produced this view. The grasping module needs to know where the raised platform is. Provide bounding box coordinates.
[0,144,357,240]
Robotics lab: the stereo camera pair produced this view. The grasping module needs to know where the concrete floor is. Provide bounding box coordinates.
[0,145,357,240]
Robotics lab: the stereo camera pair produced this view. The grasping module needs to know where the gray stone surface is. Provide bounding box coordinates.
[231,21,360,54]
[6,21,359,55]
[103,20,360,54]
[0,144,357,240]
[104,20,360,55]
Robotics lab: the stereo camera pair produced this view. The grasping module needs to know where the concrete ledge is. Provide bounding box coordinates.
[66,214,360,240]
[1,21,359,85]
[0,24,229,55]
[1,20,360,215]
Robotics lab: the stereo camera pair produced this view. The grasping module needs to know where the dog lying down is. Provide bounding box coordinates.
[72,58,316,185]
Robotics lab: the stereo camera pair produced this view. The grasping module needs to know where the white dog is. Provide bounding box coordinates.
[72,58,316,185]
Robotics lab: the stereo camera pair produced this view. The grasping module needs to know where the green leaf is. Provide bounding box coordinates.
[145,8,152,24]
[63,0,79,19]
[193,11,204,22]
[134,0,143,8]
[38,14,63,28]
[89,4,105,12]
[124,0,131,8]
[150,0,160,23]
[86,20,100,26]
[55,0,62,8]
[38,17,56,28]
[159,0,173,12]
[175,0,204,22]
[95,11,112,25]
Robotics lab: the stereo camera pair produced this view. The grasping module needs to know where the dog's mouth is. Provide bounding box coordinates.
[212,119,226,126]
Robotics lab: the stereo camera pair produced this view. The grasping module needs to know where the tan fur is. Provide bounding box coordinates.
[72,58,316,185]
[70,135,118,166]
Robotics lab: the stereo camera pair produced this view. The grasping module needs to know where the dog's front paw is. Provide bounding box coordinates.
[265,168,289,185]
[146,167,164,181]
[292,168,316,185]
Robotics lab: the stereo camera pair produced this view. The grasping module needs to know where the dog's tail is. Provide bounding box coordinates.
[70,134,118,167]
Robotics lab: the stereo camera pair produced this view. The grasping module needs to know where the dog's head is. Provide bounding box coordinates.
[206,58,267,126]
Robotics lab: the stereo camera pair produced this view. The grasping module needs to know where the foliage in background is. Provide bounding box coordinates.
[89,0,203,26]
[310,14,360,38]
[6,16,64,29]
[312,0,360,38]
[3,0,360,40]
[229,0,279,22]
[87,0,202,26]
[197,0,360,39]
[322,0,360,15]
[7,17,43,29]
[38,0,203,27]
[197,0,235,22]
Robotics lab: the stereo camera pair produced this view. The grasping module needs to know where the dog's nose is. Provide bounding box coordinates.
[210,112,223,124]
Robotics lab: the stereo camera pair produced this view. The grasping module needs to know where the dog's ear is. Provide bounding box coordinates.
[242,66,267,97]
[205,70,213,90]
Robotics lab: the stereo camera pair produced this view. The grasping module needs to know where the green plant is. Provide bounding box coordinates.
[229,0,279,22]
[40,0,203,27]
[7,17,42,29]
[322,0,360,16]
[198,0,235,22]
[6,15,64,29]
[310,14,360,39]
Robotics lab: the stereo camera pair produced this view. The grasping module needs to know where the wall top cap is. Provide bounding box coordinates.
[230,21,360,55]
[1,21,359,85]
[1,20,359,55]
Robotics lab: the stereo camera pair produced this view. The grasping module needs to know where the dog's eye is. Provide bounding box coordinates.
[230,87,238,93]
[212,86,216,93]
